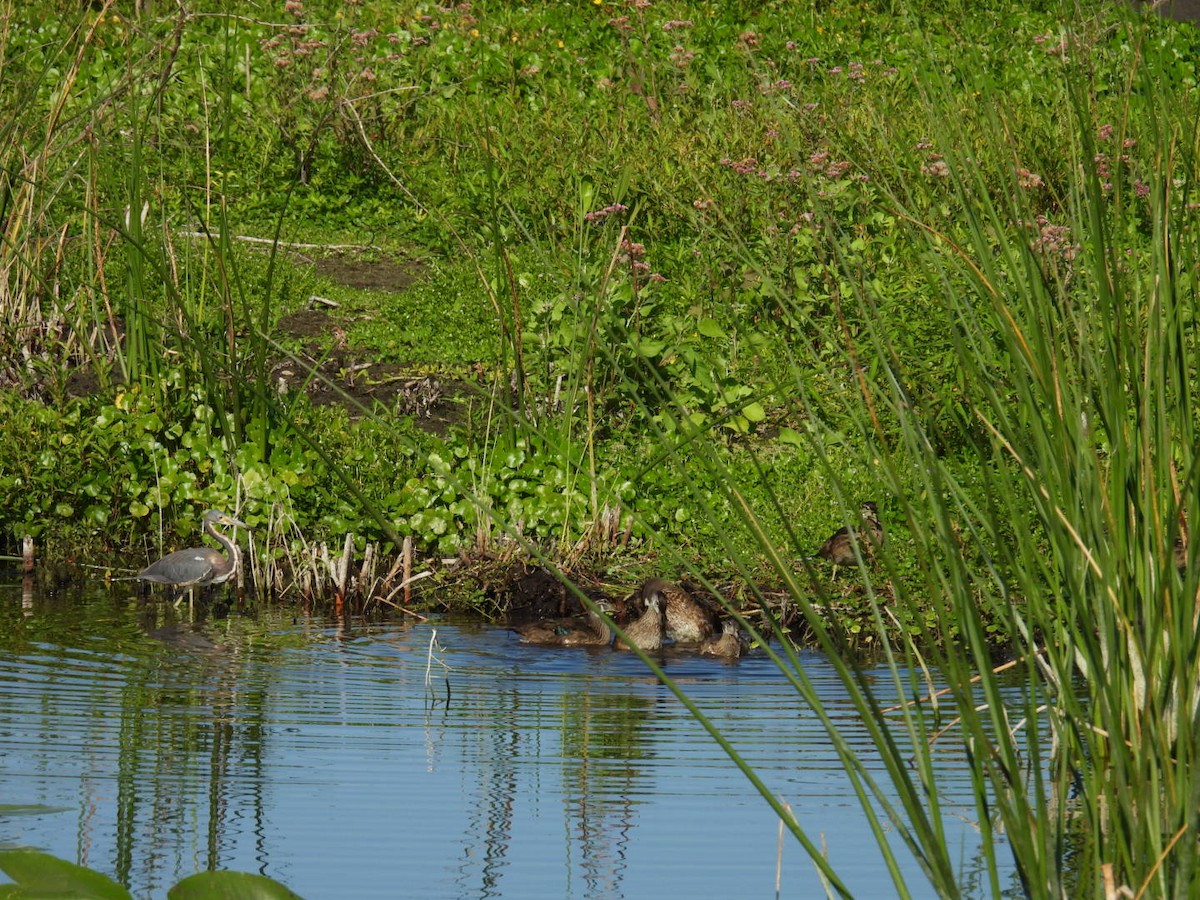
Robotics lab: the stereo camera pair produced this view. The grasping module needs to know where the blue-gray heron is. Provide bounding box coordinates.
[137,510,248,589]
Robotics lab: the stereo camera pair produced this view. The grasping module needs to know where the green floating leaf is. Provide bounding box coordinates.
[0,805,70,817]
[0,850,131,899]
[168,871,302,900]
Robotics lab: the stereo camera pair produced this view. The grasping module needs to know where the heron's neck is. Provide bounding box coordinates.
[208,523,240,571]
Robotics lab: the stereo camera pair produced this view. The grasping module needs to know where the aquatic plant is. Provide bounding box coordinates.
[0,849,298,899]
[602,6,1200,896]
[2,8,1200,894]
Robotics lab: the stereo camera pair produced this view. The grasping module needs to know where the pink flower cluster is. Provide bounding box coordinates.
[669,45,695,67]
[584,203,628,223]
[807,151,852,180]
[619,239,664,285]
[757,78,792,95]
[1025,215,1077,260]
[1017,168,1043,189]
[720,157,759,175]
[921,155,950,178]
[1092,126,1138,194]
[1033,33,1069,55]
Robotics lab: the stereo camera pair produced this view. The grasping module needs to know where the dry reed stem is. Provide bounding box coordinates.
[403,536,414,606]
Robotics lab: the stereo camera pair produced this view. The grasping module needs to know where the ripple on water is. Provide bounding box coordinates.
[0,597,1015,899]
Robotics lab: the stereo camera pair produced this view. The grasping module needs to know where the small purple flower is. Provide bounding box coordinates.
[1017,168,1043,189]
[825,160,852,179]
[583,203,629,223]
[922,159,950,178]
[669,45,694,66]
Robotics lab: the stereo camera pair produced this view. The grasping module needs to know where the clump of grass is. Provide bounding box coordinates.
[608,5,1200,896]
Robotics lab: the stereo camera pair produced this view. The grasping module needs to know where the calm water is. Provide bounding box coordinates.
[0,574,1015,898]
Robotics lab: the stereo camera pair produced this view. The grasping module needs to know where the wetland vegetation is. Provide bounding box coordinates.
[3,0,1200,896]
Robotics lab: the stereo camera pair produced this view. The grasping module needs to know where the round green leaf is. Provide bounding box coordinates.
[0,850,131,900]
[167,870,302,900]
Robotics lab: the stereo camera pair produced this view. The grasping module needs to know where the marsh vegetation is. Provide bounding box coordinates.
[2,0,1200,895]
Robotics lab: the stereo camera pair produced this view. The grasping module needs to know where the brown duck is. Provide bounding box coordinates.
[816,502,884,568]
[700,619,743,660]
[518,600,615,647]
[614,592,664,651]
[641,578,720,644]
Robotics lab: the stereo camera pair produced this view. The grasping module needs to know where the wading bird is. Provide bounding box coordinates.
[815,502,884,570]
[137,510,248,596]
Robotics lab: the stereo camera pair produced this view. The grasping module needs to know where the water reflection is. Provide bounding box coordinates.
[0,575,1018,898]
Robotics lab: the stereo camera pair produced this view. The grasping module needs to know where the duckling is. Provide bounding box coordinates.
[700,619,743,660]
[816,501,884,569]
[1175,536,1187,573]
[518,600,615,647]
[641,578,720,643]
[614,592,664,651]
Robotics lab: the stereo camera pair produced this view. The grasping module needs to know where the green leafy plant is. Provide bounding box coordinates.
[0,850,299,900]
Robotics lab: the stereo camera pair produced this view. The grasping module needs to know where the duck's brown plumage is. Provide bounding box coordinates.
[700,619,743,660]
[816,502,884,568]
[641,578,720,644]
[518,602,614,647]
[614,593,664,651]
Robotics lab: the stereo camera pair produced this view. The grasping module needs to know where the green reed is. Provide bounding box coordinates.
[591,7,1200,897]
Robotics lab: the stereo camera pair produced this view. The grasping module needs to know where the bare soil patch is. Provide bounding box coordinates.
[273,251,474,432]
[310,254,421,293]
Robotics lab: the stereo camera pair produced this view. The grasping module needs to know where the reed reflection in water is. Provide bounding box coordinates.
[0,582,1012,898]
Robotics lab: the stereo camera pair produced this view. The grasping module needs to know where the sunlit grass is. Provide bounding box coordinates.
[601,7,1200,897]
[4,3,1200,891]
